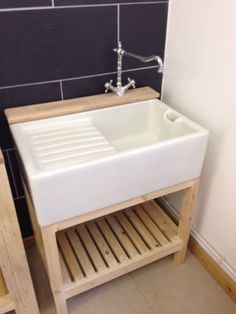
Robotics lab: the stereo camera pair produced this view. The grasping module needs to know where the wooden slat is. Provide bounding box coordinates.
[5,87,159,124]
[134,205,169,246]
[125,208,159,250]
[115,212,149,254]
[97,218,128,263]
[59,252,72,286]
[66,229,95,277]
[64,239,182,299]
[106,215,139,259]
[57,232,83,281]
[76,225,107,272]
[87,221,118,267]
[143,201,178,241]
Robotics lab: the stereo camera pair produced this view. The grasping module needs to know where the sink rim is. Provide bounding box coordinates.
[10,98,209,178]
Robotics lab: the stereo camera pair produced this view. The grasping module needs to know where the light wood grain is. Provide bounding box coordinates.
[115,211,149,254]
[64,240,182,299]
[174,178,200,265]
[55,202,181,299]
[106,215,139,259]
[76,224,107,272]
[5,87,159,124]
[86,221,118,268]
[125,208,158,250]
[66,228,95,277]
[57,232,83,281]
[0,150,39,314]
[96,218,128,263]
[41,226,68,314]
[144,201,178,241]
[134,205,169,246]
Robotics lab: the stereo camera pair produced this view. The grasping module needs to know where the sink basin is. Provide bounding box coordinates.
[10,98,208,226]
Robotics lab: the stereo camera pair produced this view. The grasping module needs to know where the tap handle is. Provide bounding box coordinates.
[128,77,136,89]
[104,80,113,93]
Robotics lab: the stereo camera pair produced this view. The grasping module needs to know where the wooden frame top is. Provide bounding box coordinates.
[5,87,159,125]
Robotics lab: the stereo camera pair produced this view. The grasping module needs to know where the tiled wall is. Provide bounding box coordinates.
[0,0,168,237]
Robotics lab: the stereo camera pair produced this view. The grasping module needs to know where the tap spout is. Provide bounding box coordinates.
[123,51,164,73]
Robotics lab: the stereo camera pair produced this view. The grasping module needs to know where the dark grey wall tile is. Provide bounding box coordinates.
[0,0,51,9]
[0,82,61,149]
[2,150,18,199]
[8,149,25,197]
[14,198,33,238]
[123,68,162,93]
[62,68,161,99]
[55,0,167,6]
[120,3,168,69]
[62,73,117,99]
[0,7,117,87]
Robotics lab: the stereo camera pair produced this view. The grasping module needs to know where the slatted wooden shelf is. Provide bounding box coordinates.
[0,269,14,314]
[57,200,182,299]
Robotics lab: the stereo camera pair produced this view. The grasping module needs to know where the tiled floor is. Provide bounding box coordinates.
[27,248,236,314]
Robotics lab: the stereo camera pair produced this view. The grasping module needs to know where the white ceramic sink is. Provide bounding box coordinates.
[10,98,208,226]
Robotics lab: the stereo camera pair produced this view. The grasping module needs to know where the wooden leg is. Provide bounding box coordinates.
[0,160,39,314]
[174,178,200,265]
[41,227,68,314]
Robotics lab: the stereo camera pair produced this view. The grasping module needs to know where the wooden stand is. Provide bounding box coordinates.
[5,88,200,313]
[0,150,39,314]
[23,177,199,314]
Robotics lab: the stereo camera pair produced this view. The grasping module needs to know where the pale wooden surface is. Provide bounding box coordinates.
[23,175,198,314]
[57,201,182,300]
[0,150,39,314]
[41,227,68,314]
[173,178,200,264]
[5,87,159,124]
[0,267,14,314]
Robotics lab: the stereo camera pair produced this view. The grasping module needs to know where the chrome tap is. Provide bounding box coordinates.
[104,41,164,96]
[105,42,135,96]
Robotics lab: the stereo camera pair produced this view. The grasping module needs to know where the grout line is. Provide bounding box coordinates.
[14,195,25,201]
[0,65,159,90]
[131,273,156,314]
[0,2,168,12]
[62,71,117,82]
[5,150,19,198]
[2,147,16,152]
[0,79,60,90]
[59,80,64,100]
[117,4,120,44]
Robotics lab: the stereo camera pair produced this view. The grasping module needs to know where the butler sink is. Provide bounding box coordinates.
[10,98,208,226]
